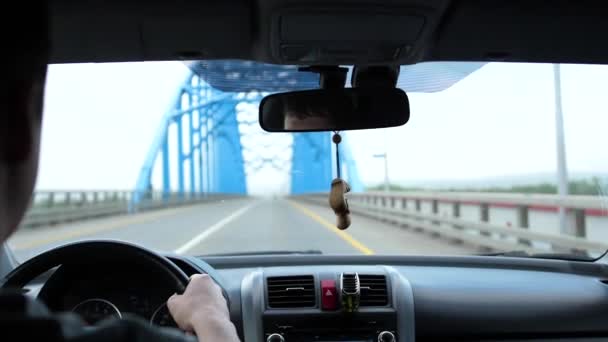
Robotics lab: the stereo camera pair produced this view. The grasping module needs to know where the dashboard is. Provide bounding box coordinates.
[26,253,608,342]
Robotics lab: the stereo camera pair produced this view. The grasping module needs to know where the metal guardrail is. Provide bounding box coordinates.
[360,191,608,209]
[353,191,608,238]
[21,190,243,229]
[299,192,608,256]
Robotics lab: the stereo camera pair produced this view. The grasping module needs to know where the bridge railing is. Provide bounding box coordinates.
[21,190,242,229]
[298,192,608,257]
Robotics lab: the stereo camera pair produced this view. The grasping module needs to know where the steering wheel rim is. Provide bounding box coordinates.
[1,239,190,292]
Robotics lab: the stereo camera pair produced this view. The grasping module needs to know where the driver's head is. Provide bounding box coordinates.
[283,107,333,131]
[0,4,50,242]
[283,93,336,131]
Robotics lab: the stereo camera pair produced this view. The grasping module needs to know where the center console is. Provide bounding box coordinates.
[241,266,415,342]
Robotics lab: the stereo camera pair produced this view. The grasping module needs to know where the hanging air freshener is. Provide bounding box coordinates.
[329,132,351,230]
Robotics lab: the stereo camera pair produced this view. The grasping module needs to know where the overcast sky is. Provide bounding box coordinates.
[35,61,608,194]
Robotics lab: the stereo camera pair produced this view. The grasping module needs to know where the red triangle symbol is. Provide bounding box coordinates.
[325,290,333,296]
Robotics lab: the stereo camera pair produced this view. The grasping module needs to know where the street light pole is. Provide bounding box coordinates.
[383,152,389,192]
[373,153,389,192]
[553,63,569,234]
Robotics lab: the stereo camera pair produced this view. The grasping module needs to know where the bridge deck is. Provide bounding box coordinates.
[8,198,477,261]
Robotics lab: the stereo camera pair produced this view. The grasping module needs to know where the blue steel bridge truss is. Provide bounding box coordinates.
[133,60,486,205]
[132,61,364,205]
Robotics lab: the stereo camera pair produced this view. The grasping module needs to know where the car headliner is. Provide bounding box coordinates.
[48,0,608,66]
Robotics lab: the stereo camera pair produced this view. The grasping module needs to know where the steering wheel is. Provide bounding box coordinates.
[1,240,190,326]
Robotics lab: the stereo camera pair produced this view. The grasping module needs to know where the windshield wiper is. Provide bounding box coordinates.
[201,250,323,257]
[478,250,594,261]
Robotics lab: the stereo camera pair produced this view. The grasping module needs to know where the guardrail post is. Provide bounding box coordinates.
[573,209,586,238]
[452,202,462,228]
[516,206,530,245]
[390,197,395,208]
[431,199,439,225]
[413,199,422,230]
[430,199,440,236]
[48,192,54,207]
[453,202,460,217]
[65,192,71,205]
[450,201,464,243]
[480,203,490,237]
[569,209,587,256]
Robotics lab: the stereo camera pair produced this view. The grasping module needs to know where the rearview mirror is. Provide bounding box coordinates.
[259,88,410,132]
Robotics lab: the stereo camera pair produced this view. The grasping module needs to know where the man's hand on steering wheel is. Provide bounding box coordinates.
[168,274,239,341]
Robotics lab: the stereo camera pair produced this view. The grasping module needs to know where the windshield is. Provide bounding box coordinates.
[7,60,608,261]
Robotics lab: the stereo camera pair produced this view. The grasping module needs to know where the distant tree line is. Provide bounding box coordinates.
[367,177,606,196]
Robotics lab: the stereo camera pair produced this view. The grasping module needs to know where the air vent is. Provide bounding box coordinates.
[266,275,315,308]
[341,273,360,294]
[359,274,388,306]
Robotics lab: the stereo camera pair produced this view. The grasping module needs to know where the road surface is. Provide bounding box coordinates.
[8,197,480,261]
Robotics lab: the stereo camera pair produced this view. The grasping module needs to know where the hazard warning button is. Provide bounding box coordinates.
[321,279,338,310]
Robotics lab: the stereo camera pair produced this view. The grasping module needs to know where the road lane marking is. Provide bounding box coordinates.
[174,202,257,255]
[10,202,238,251]
[287,200,375,255]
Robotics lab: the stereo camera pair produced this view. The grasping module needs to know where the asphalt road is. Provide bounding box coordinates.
[8,198,479,261]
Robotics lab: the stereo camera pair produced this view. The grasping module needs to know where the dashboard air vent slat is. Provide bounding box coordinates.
[267,275,315,308]
[359,274,388,306]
